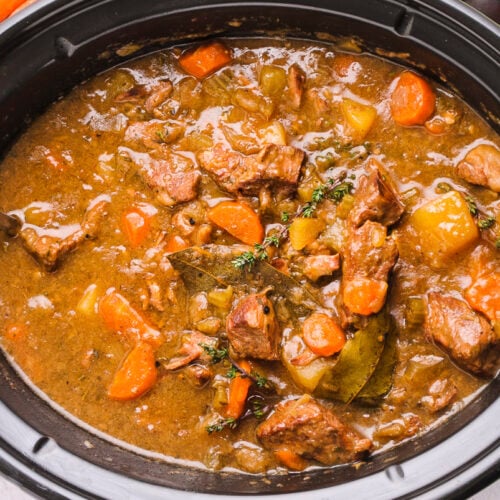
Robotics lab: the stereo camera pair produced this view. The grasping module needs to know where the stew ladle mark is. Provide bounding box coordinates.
[0,211,22,237]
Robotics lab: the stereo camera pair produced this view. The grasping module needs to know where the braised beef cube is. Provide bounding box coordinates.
[124,120,184,149]
[421,378,457,413]
[339,220,398,324]
[257,396,371,465]
[288,64,306,109]
[349,161,404,228]
[456,144,500,193]
[144,80,173,114]
[342,221,398,282]
[302,254,340,281]
[123,148,200,206]
[198,143,304,196]
[162,331,217,370]
[425,292,499,376]
[226,292,280,360]
[20,199,108,271]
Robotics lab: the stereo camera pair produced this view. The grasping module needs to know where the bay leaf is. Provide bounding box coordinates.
[169,244,319,317]
[314,313,389,403]
[357,317,397,399]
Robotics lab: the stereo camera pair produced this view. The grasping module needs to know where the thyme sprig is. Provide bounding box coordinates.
[206,417,237,434]
[232,173,352,271]
[437,183,498,237]
[200,344,228,364]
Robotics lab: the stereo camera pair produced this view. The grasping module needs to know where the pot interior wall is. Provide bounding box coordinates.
[0,0,498,155]
[0,0,498,496]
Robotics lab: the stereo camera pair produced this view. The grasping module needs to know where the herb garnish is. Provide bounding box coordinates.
[251,371,270,389]
[200,344,228,364]
[232,173,352,271]
[464,194,478,216]
[226,365,238,379]
[478,216,496,230]
[206,417,237,434]
[251,399,265,419]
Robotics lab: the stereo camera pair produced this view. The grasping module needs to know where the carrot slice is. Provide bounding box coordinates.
[274,448,308,471]
[226,360,253,420]
[302,312,346,357]
[343,278,388,316]
[0,0,28,22]
[390,71,436,126]
[99,291,163,348]
[121,206,152,248]
[108,342,157,401]
[465,273,500,322]
[179,41,232,79]
[164,234,190,253]
[208,201,264,246]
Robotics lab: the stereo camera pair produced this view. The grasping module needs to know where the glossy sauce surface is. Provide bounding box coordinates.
[0,39,498,473]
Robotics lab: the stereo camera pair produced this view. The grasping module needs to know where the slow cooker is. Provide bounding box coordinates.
[0,0,498,498]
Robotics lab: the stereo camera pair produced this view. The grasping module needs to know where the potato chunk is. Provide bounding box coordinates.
[410,191,479,266]
[289,217,325,250]
[341,98,377,139]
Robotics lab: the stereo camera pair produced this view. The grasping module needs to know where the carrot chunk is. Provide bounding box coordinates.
[0,0,28,22]
[226,360,253,420]
[207,201,264,246]
[274,448,308,471]
[164,234,190,253]
[343,278,388,316]
[108,342,157,400]
[390,71,436,126]
[99,291,163,348]
[302,312,346,357]
[179,41,232,79]
[465,273,500,322]
[121,206,152,248]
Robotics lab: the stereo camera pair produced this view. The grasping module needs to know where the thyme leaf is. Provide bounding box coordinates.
[232,251,258,270]
[226,365,238,379]
[206,417,237,434]
[232,172,350,271]
[478,216,496,230]
[464,194,478,216]
[251,399,265,419]
[200,344,228,364]
[251,371,270,389]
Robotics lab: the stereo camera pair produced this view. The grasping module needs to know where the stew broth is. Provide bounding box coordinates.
[0,38,498,473]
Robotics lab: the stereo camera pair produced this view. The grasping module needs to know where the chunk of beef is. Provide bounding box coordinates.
[425,292,499,376]
[421,378,457,413]
[162,331,216,370]
[124,120,185,149]
[184,364,213,387]
[302,254,340,281]
[457,144,500,193]
[20,199,108,272]
[342,221,398,282]
[226,291,280,360]
[288,64,306,110]
[114,85,147,103]
[198,143,304,197]
[114,80,173,116]
[349,160,404,228]
[256,395,371,465]
[122,148,200,206]
[144,80,173,114]
[339,220,398,324]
